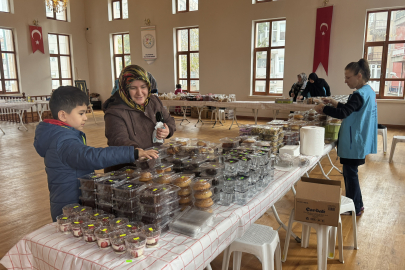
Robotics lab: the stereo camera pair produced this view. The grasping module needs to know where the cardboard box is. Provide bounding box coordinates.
[295,177,341,227]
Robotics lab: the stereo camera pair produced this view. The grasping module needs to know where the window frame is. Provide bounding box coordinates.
[111,0,128,20]
[256,0,275,3]
[364,8,405,99]
[0,27,19,94]
[0,0,10,13]
[176,0,198,13]
[252,19,286,96]
[48,33,73,89]
[176,27,199,93]
[112,33,131,80]
[45,3,68,22]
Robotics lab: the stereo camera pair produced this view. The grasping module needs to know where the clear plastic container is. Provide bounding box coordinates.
[191,178,213,191]
[220,192,234,206]
[143,224,161,248]
[117,166,141,178]
[170,137,190,146]
[79,188,96,200]
[96,202,114,214]
[255,141,271,147]
[183,159,206,172]
[96,177,127,196]
[109,229,128,253]
[220,137,240,149]
[162,142,182,155]
[125,221,145,234]
[235,190,249,205]
[82,221,100,242]
[178,186,192,197]
[235,176,249,192]
[145,145,169,156]
[139,183,181,205]
[139,210,175,228]
[179,145,203,155]
[192,188,214,200]
[112,181,147,200]
[62,203,81,216]
[189,139,209,147]
[126,234,147,258]
[199,163,224,176]
[56,215,71,233]
[78,173,107,190]
[88,210,105,220]
[153,172,177,184]
[136,158,156,170]
[95,226,113,248]
[71,216,89,237]
[169,207,214,238]
[239,124,253,136]
[96,193,113,205]
[79,197,97,209]
[109,217,129,229]
[140,197,180,215]
[113,208,139,222]
[154,163,174,174]
[224,158,240,172]
[96,214,115,226]
[172,174,195,188]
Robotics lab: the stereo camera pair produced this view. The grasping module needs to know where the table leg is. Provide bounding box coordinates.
[36,104,44,122]
[317,161,331,180]
[212,107,224,128]
[16,109,28,131]
[180,106,190,125]
[273,109,279,120]
[326,153,342,175]
[195,106,205,127]
[0,127,5,135]
[229,108,239,130]
[252,109,258,124]
[271,205,301,243]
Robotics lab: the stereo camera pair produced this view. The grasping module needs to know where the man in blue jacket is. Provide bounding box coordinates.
[34,86,158,221]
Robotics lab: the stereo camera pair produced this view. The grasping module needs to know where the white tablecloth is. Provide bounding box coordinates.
[0,145,332,270]
[0,102,38,111]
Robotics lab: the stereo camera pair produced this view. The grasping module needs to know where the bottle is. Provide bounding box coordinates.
[27,96,31,102]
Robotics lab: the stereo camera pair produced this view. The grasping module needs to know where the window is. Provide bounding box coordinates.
[0,28,19,93]
[364,8,405,99]
[112,0,128,20]
[176,27,199,92]
[176,0,198,13]
[0,0,10,13]
[45,2,67,21]
[253,19,286,95]
[254,0,277,3]
[112,33,131,80]
[48,33,73,89]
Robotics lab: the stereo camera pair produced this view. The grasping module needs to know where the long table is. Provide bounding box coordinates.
[0,145,333,270]
[161,100,316,128]
[0,102,40,131]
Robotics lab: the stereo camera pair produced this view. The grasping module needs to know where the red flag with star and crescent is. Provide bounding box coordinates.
[313,6,333,75]
[29,25,44,53]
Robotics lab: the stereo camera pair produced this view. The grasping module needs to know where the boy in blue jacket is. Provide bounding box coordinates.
[34,86,158,221]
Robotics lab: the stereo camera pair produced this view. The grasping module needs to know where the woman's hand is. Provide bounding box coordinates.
[156,123,170,140]
[291,92,295,97]
[321,97,338,108]
[296,95,303,100]
[314,103,325,114]
[137,148,159,159]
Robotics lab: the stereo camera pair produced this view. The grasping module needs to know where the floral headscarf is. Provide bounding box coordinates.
[118,65,151,112]
[298,73,307,85]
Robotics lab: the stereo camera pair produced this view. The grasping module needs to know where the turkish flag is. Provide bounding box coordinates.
[313,6,333,75]
[29,25,44,54]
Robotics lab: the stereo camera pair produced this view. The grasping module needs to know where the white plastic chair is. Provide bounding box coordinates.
[378,127,388,154]
[328,196,358,262]
[222,224,282,270]
[211,108,226,123]
[389,136,405,163]
[282,208,342,270]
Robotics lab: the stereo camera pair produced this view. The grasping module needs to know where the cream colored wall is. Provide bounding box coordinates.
[0,0,90,96]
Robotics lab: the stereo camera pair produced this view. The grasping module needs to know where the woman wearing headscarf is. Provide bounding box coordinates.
[103,65,176,151]
[289,73,307,102]
[298,72,331,99]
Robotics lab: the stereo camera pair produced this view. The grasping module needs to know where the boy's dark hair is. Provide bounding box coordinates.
[50,86,89,120]
[176,84,182,89]
[345,58,371,82]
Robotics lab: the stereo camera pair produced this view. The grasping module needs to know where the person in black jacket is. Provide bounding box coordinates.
[298,73,330,99]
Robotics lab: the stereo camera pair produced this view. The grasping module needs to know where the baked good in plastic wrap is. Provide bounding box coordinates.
[62,203,81,216]
[170,137,190,146]
[162,142,181,155]
[78,173,107,190]
[109,217,129,229]
[179,145,203,155]
[153,172,177,184]
[136,157,156,170]
[154,163,174,174]
[95,226,113,248]
[191,178,213,191]
[56,215,72,233]
[182,159,205,172]
[96,192,113,205]
[95,213,115,225]
[194,197,215,212]
[219,137,240,148]
[169,206,213,238]
[189,139,209,147]
[125,233,147,258]
[96,202,114,214]
[72,205,92,216]
[199,162,224,176]
[140,197,180,216]
[125,221,144,234]
[109,229,128,253]
[96,176,127,196]
[112,197,139,212]
[144,224,161,248]
[172,173,195,188]
[113,208,139,222]
[71,215,89,237]
[239,124,253,136]
[112,181,147,200]
[79,187,96,200]
[139,183,181,205]
[139,208,180,228]
[82,221,100,242]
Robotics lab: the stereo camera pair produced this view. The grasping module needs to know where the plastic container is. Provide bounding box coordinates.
[113,208,139,222]
[189,139,209,147]
[96,214,115,226]
[71,216,89,237]
[169,207,214,238]
[125,234,147,258]
[162,142,182,155]
[62,203,81,216]
[224,158,240,172]
[82,221,100,242]
[199,163,224,176]
[125,221,145,234]
[95,226,113,248]
[179,145,203,155]
[78,173,107,190]
[96,202,113,214]
[145,145,169,156]
[154,163,174,174]
[139,183,181,205]
[183,159,206,172]
[235,190,249,205]
[79,188,96,200]
[192,188,214,201]
[112,181,146,200]
[88,210,105,220]
[96,177,126,196]
[143,224,161,248]
[56,215,72,233]
[172,174,195,188]
[109,217,130,229]
[80,197,97,209]
[191,178,213,192]
[153,172,177,184]
[136,158,156,170]
[170,137,190,146]
[239,124,253,136]
[220,137,240,149]
[96,193,113,205]
[220,192,234,206]
[140,197,180,215]
[109,229,128,253]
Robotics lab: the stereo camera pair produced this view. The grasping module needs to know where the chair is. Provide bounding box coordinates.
[211,108,226,123]
[282,208,342,270]
[87,103,97,124]
[378,125,387,154]
[222,224,281,270]
[389,136,405,163]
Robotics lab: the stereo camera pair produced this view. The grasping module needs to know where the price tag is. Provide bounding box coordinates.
[149,228,154,232]
[116,220,121,223]
[120,234,126,237]
[74,222,80,224]
[127,225,132,228]
[133,237,139,240]
[73,206,79,208]
[153,188,157,191]
[88,224,94,227]
[102,228,107,232]
[128,185,133,188]
[126,260,133,263]
[62,217,68,220]
[94,213,99,216]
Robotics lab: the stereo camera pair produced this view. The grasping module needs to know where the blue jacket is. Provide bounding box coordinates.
[338,84,378,159]
[34,122,135,221]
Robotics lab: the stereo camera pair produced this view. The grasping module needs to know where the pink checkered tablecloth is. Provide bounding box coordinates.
[1,145,332,270]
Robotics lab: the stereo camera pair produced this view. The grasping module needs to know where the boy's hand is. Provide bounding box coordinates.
[137,148,159,159]
[156,123,170,140]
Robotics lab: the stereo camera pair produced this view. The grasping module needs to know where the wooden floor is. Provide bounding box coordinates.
[1,111,404,270]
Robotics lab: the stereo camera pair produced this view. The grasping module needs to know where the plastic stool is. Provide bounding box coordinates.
[283,208,341,270]
[222,224,281,270]
[378,127,387,154]
[327,196,358,263]
[389,136,405,163]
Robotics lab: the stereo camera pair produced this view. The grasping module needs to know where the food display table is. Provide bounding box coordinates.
[0,102,40,131]
[1,145,333,270]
